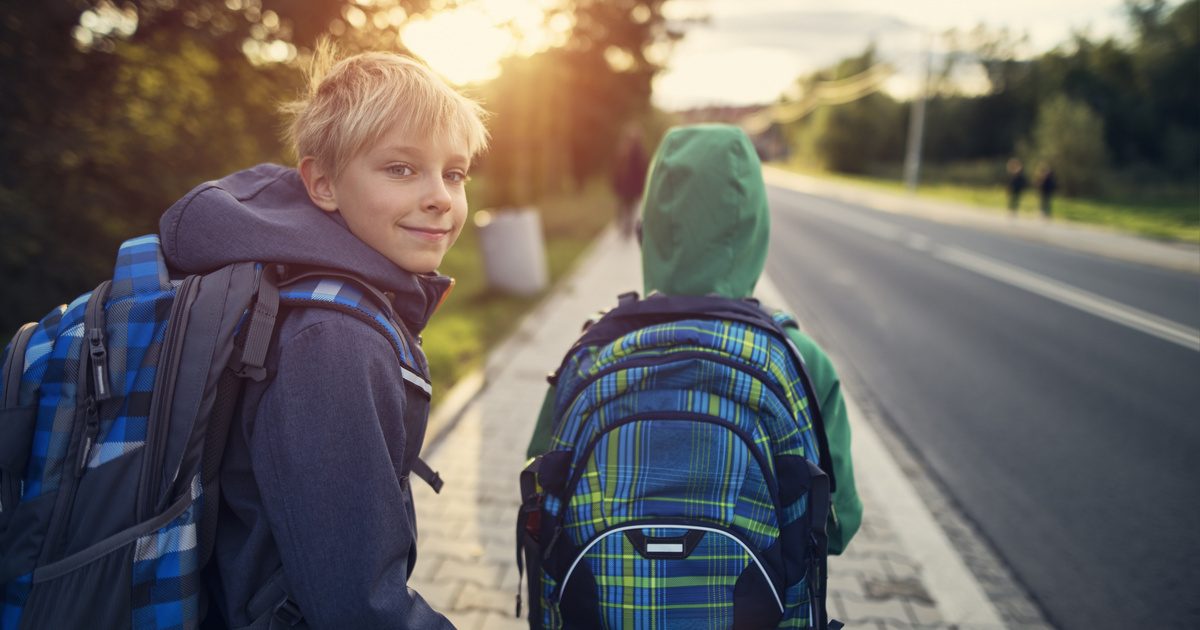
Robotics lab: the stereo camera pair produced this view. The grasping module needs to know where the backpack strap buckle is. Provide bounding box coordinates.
[230,265,280,382]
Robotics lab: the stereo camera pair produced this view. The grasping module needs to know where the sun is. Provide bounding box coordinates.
[402,7,512,84]
[400,0,570,85]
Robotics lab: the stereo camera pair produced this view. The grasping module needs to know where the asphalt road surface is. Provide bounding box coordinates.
[764,185,1200,630]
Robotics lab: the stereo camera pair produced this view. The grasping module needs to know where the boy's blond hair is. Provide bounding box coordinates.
[282,46,489,179]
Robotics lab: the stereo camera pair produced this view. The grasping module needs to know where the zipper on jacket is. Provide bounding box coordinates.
[544,411,783,560]
[555,519,785,614]
[139,274,199,520]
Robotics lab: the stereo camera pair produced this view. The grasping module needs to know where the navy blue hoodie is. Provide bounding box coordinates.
[160,164,454,629]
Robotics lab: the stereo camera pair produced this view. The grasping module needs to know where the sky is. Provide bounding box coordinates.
[653,0,1134,109]
[398,0,1136,109]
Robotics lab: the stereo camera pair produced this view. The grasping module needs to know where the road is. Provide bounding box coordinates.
[764,184,1200,630]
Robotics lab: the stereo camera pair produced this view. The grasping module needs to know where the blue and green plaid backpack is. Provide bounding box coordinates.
[0,235,439,629]
[518,293,841,629]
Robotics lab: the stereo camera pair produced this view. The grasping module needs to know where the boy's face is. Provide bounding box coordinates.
[308,121,471,274]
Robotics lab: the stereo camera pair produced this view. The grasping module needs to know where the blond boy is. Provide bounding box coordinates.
[158,51,487,628]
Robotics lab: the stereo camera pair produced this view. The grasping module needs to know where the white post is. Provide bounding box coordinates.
[903,35,932,192]
[475,208,549,296]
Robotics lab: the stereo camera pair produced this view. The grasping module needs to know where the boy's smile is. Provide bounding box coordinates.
[302,120,471,274]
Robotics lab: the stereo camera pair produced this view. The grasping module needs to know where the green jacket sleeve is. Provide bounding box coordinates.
[526,385,558,459]
[785,327,863,555]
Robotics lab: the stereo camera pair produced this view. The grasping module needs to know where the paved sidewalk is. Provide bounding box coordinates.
[408,229,1014,628]
[763,167,1200,275]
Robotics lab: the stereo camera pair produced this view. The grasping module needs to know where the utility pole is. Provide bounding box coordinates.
[903,36,932,192]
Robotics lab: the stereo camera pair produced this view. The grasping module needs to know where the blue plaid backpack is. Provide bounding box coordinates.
[0,234,440,629]
[517,293,841,629]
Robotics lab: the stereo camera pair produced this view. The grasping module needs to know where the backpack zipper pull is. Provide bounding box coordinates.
[88,328,111,401]
[77,397,100,476]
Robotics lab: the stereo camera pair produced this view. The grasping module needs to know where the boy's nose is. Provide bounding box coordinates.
[423,178,452,213]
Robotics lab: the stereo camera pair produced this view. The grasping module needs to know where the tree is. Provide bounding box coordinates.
[1027,94,1110,196]
[0,0,435,332]
[783,45,905,174]
[480,0,681,205]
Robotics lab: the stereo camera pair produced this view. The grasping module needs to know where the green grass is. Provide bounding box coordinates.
[775,163,1200,243]
[420,178,616,395]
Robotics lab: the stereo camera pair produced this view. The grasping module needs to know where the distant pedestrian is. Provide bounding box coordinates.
[1006,158,1027,215]
[1036,162,1057,219]
[612,125,649,239]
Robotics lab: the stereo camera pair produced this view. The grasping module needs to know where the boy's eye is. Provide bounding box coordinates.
[445,170,469,184]
[387,163,415,177]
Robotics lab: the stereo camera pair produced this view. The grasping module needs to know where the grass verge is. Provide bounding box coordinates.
[420,178,615,395]
[775,164,1200,243]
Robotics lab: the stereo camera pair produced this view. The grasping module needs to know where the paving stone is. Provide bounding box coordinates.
[443,609,487,629]
[881,554,923,583]
[839,590,914,624]
[411,579,462,612]
[434,557,506,589]
[828,592,849,623]
[420,536,488,561]
[480,610,529,630]
[498,563,523,596]
[826,570,866,599]
[830,551,892,576]
[863,574,934,606]
[454,582,517,616]
[410,554,445,583]
[904,597,944,626]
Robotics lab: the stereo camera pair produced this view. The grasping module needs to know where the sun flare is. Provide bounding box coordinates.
[401,0,568,85]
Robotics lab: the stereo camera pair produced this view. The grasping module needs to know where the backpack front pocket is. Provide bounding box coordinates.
[17,480,200,629]
[557,523,783,629]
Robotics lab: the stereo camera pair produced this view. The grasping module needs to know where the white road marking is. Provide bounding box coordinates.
[936,247,1200,352]
[905,232,933,252]
[785,197,1200,352]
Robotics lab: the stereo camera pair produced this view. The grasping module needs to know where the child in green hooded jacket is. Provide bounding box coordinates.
[526,123,861,554]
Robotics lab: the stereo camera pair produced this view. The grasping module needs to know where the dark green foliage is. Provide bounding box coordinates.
[0,0,670,334]
[784,1,1198,201]
[480,0,676,206]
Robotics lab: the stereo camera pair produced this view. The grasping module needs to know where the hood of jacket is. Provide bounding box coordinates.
[640,124,769,299]
[159,163,452,332]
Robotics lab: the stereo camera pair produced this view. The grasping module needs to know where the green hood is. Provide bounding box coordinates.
[641,124,769,299]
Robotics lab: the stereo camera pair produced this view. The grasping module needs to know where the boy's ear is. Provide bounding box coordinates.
[298,156,339,213]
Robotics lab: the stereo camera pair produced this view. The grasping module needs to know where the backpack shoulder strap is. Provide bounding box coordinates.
[272,270,443,493]
[0,323,39,515]
[769,308,798,331]
[277,272,430,397]
[759,305,837,493]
